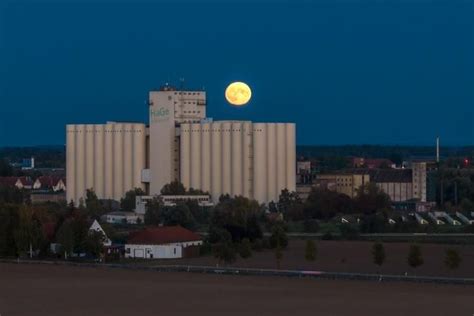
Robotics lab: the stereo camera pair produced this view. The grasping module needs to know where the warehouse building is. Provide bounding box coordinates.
[66,86,296,204]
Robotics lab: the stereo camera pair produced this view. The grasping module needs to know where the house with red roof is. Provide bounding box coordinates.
[0,176,33,190]
[33,176,66,192]
[125,226,202,259]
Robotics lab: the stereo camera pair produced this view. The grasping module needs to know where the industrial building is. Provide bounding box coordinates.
[66,86,296,204]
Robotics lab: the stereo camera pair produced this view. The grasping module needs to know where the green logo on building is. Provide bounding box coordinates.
[150,107,170,122]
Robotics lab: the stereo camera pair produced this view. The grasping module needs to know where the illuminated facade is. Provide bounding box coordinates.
[66,86,296,204]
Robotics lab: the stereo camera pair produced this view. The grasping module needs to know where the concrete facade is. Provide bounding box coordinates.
[66,87,296,205]
[66,122,146,203]
[180,121,296,203]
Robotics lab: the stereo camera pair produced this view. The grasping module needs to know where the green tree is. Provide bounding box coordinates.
[355,183,391,214]
[161,203,196,230]
[0,185,24,204]
[407,244,424,270]
[270,224,288,249]
[305,240,317,262]
[144,197,163,225]
[85,189,105,219]
[56,220,75,259]
[84,230,105,259]
[0,158,13,176]
[372,242,386,267]
[0,204,20,256]
[14,206,44,257]
[278,189,304,221]
[213,230,236,265]
[444,248,462,271]
[120,188,145,212]
[209,195,263,242]
[160,181,186,195]
[239,238,252,259]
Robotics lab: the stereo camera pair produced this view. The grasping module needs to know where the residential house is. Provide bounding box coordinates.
[125,226,202,259]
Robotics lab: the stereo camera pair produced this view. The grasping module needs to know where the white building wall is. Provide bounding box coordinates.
[125,241,203,259]
[66,125,76,203]
[66,122,147,204]
[221,122,232,196]
[104,123,114,199]
[190,123,201,190]
[94,125,105,197]
[266,123,277,202]
[179,121,296,204]
[285,123,296,192]
[201,122,211,193]
[276,124,287,199]
[211,122,222,200]
[113,123,124,199]
[85,125,94,192]
[253,123,267,203]
[231,122,243,196]
[76,124,85,203]
[242,122,252,199]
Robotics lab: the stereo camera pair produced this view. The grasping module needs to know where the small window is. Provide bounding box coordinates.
[173,248,177,255]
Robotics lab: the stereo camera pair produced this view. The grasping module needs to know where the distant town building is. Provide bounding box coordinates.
[30,191,66,204]
[296,161,315,184]
[125,226,202,259]
[102,211,143,225]
[316,163,428,203]
[33,176,66,192]
[134,195,214,214]
[317,173,370,198]
[352,157,395,169]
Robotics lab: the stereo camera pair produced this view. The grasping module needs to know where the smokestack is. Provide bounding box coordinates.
[436,137,440,163]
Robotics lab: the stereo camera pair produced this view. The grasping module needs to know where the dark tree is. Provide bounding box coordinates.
[161,203,196,230]
[407,244,424,270]
[120,188,145,212]
[305,240,317,262]
[84,230,105,258]
[372,242,386,267]
[56,220,75,259]
[209,195,263,243]
[213,230,236,265]
[269,224,288,249]
[444,248,462,271]
[355,183,391,214]
[239,238,252,259]
[278,189,304,221]
[85,189,105,219]
[144,197,163,225]
[0,204,20,256]
[160,181,186,195]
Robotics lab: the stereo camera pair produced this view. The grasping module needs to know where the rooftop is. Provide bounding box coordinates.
[127,226,202,245]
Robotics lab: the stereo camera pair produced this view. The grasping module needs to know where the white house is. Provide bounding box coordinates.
[125,226,202,259]
[89,220,112,246]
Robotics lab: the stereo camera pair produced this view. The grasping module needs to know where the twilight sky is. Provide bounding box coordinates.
[0,0,473,146]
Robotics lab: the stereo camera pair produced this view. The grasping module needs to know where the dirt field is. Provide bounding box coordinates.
[146,240,474,278]
[1,263,473,316]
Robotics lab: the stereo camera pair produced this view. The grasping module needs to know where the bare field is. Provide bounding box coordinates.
[1,263,473,316]
[148,240,474,278]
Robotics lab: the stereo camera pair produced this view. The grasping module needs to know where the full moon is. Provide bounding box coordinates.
[225,82,252,106]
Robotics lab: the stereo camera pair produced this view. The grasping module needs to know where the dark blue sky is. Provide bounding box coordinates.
[1,0,473,146]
